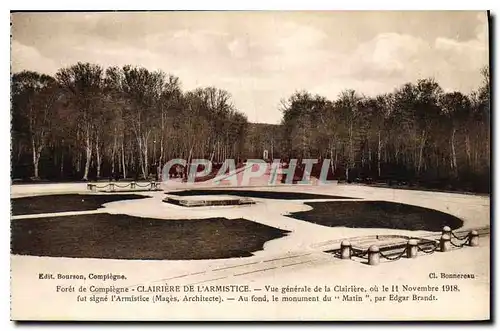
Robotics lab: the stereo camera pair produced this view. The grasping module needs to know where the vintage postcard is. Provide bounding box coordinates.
[10,10,491,321]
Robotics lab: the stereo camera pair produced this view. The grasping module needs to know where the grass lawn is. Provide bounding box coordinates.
[11,194,150,215]
[168,189,351,200]
[11,214,289,260]
[289,201,463,232]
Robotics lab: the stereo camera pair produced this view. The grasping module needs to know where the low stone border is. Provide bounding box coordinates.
[329,226,489,266]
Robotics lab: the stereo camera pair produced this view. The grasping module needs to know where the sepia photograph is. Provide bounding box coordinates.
[9,10,491,321]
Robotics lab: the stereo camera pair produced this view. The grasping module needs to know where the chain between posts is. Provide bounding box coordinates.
[333,226,482,265]
[450,237,470,248]
[447,228,471,248]
[113,183,132,188]
[135,183,153,188]
[451,231,470,241]
[417,241,439,254]
[88,182,159,190]
[351,249,369,258]
[379,247,407,261]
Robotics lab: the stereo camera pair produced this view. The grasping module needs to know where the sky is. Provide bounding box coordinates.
[11,11,489,124]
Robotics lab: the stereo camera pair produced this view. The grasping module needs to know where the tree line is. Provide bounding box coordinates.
[12,63,248,181]
[278,68,490,192]
[11,62,490,193]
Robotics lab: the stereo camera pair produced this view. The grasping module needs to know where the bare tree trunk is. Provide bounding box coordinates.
[417,130,426,174]
[450,127,457,175]
[465,133,471,166]
[121,141,127,179]
[118,142,122,174]
[186,146,193,179]
[368,145,372,171]
[83,125,92,181]
[75,129,81,173]
[34,153,40,179]
[347,120,353,182]
[112,128,117,174]
[160,135,164,167]
[31,137,39,179]
[377,131,382,178]
[76,152,81,173]
[160,112,165,167]
[302,127,307,159]
[137,137,147,179]
[143,138,149,179]
[210,148,215,163]
[96,135,102,178]
[32,146,43,179]
[330,145,335,175]
[361,149,365,168]
[129,148,134,174]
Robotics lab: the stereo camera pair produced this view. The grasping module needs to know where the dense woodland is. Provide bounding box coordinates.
[11,62,490,192]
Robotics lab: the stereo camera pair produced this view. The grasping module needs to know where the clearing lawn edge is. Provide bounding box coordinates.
[288,200,464,232]
[11,214,290,260]
[11,194,151,216]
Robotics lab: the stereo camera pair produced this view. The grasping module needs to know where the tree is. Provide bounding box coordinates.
[12,71,60,179]
[56,62,105,180]
[439,92,472,175]
[336,89,363,181]
[362,95,390,177]
[121,65,165,179]
[10,63,489,193]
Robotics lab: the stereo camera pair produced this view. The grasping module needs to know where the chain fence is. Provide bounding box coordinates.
[379,247,407,261]
[450,237,470,248]
[331,226,483,264]
[94,184,111,189]
[451,231,470,241]
[417,241,439,254]
[88,181,160,191]
[449,229,472,248]
[351,249,369,258]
